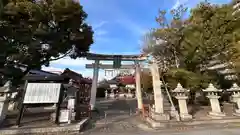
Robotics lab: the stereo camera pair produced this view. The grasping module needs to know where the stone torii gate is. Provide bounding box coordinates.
[85,53,146,110]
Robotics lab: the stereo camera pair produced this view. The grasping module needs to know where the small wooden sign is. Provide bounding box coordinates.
[23,83,61,104]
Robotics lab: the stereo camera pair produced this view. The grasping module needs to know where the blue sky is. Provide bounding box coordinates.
[42,0,232,80]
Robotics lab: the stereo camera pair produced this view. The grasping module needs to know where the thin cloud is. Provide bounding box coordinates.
[171,0,189,9]
[116,19,146,37]
[95,30,108,36]
[82,0,146,38]
[92,21,109,41]
[93,21,108,30]
[50,57,93,67]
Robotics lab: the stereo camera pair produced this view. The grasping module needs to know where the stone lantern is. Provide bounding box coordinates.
[172,83,192,120]
[203,83,225,118]
[105,90,108,99]
[0,81,15,124]
[227,83,240,116]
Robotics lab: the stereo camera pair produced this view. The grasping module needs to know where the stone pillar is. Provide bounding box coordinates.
[109,89,114,99]
[135,62,143,110]
[0,95,9,124]
[172,83,192,120]
[126,89,130,98]
[67,97,75,124]
[227,83,240,116]
[149,61,169,121]
[234,97,240,115]
[150,62,163,113]
[203,83,225,118]
[127,89,133,98]
[90,60,100,110]
[0,81,13,124]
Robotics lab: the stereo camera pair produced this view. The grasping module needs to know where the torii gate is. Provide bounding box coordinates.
[85,53,146,110]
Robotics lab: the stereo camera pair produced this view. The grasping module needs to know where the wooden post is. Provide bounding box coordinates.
[75,90,79,120]
[55,85,64,124]
[16,80,28,127]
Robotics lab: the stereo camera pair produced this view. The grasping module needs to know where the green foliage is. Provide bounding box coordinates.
[164,68,208,90]
[144,1,240,90]
[152,5,188,68]
[185,2,240,66]
[0,0,93,83]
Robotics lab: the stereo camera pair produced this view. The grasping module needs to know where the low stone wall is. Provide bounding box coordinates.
[0,118,89,135]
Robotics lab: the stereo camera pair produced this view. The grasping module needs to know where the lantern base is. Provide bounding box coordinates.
[208,111,226,119]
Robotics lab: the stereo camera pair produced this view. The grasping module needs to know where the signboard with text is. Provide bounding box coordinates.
[23,83,62,104]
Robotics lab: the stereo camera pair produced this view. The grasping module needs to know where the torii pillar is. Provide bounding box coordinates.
[149,60,170,121]
[89,60,100,110]
[135,61,143,110]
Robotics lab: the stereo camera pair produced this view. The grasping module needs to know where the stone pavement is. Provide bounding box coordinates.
[18,98,240,135]
[79,128,240,135]
[92,98,138,123]
[82,98,147,134]
[82,115,148,134]
[81,114,240,135]
[79,98,240,135]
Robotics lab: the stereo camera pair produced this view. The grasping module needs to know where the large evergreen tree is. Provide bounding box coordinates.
[0,0,93,84]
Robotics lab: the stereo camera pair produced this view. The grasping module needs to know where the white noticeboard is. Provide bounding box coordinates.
[23,83,61,104]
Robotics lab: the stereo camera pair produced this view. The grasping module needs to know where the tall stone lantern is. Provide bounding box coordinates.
[227,83,240,116]
[172,83,192,120]
[203,83,225,118]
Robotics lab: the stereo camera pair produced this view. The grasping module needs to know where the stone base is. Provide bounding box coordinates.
[233,112,240,116]
[170,106,180,121]
[151,111,170,121]
[51,110,76,123]
[126,93,134,98]
[180,113,192,121]
[208,111,226,119]
[0,116,5,125]
[146,117,167,128]
[0,118,89,135]
[109,94,115,98]
[119,94,126,98]
[233,109,240,116]
[170,106,177,117]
